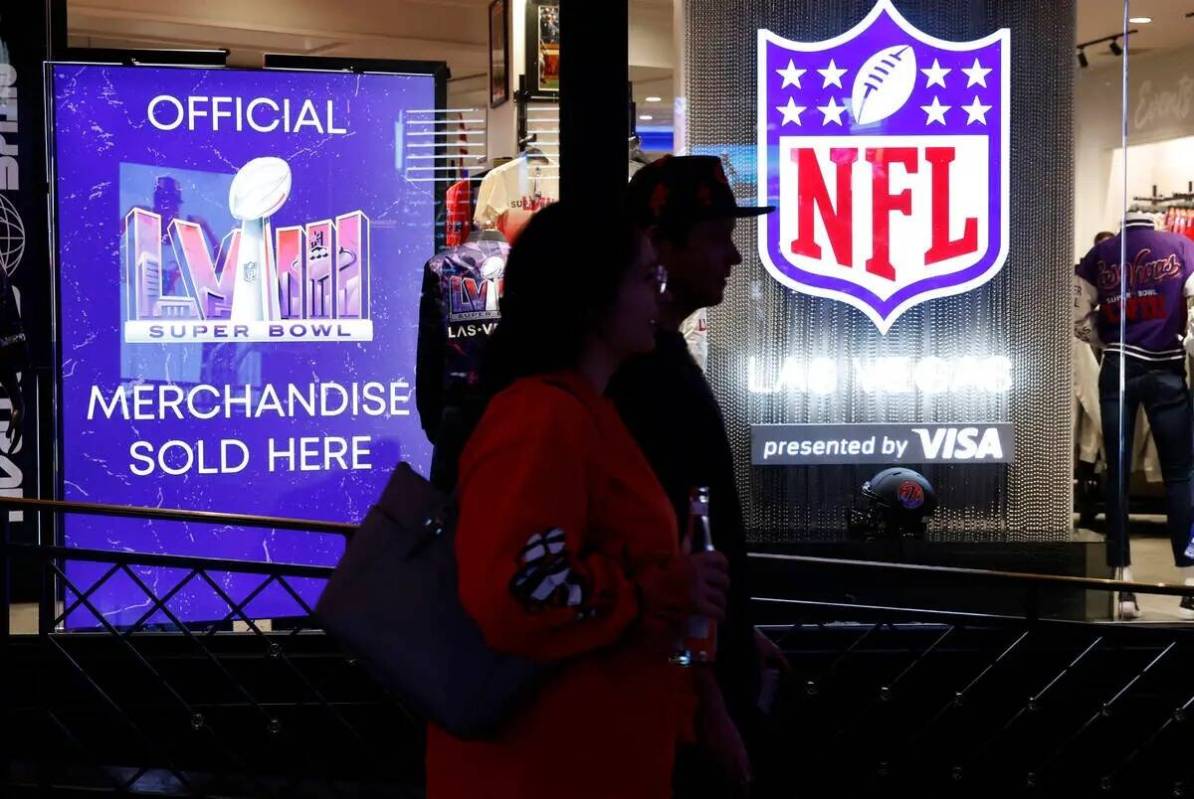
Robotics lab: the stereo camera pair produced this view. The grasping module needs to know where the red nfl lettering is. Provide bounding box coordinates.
[791,148,856,267]
[866,146,917,281]
[788,145,980,281]
[925,147,979,265]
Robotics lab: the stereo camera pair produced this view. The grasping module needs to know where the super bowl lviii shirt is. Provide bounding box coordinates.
[472,156,559,234]
[1074,218,1194,362]
[416,233,510,444]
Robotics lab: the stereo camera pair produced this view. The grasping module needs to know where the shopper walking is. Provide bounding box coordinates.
[425,201,731,799]
[609,156,786,798]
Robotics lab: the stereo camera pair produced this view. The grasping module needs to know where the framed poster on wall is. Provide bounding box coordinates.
[489,0,510,108]
[48,62,440,626]
[525,0,560,98]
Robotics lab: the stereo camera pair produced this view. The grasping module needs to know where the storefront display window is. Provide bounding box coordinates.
[25,0,1194,622]
[1092,3,1194,620]
[656,0,1175,613]
[40,0,570,624]
[671,0,1083,545]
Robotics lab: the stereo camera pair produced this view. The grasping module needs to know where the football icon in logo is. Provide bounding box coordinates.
[851,45,918,125]
[229,156,292,221]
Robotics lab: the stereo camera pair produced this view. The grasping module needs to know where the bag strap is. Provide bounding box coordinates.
[370,463,456,552]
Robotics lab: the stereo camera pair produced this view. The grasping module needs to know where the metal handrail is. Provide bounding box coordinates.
[0,496,355,535]
[750,552,1194,598]
[0,497,352,643]
[0,495,1184,600]
[6,543,337,578]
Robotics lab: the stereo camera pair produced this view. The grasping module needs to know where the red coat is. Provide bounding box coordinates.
[426,371,694,799]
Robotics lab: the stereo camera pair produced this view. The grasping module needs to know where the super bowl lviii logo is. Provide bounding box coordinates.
[123,156,372,343]
[757,0,1009,332]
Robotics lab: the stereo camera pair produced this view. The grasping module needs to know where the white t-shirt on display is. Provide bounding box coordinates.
[473,157,560,229]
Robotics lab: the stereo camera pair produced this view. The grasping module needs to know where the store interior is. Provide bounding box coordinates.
[63,0,677,152]
[1071,2,1194,619]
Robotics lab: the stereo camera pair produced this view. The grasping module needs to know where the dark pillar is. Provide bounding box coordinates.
[0,0,66,603]
[559,0,628,210]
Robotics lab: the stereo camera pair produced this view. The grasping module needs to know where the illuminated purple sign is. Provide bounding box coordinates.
[757,0,1010,332]
[52,64,436,626]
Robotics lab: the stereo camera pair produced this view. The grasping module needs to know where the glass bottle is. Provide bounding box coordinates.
[670,486,717,667]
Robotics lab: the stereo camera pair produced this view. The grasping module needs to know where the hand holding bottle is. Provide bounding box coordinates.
[637,550,729,624]
[687,550,729,621]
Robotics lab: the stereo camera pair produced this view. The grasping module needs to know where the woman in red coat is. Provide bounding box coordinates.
[425,202,731,799]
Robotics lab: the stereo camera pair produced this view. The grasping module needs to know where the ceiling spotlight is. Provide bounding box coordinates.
[1129,17,1152,24]
[1110,38,1123,56]
[644,95,662,103]
[1077,48,1089,68]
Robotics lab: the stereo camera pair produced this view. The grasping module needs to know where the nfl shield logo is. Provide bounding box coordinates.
[757,0,1010,333]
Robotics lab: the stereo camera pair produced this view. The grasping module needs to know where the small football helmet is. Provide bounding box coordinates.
[847,467,938,539]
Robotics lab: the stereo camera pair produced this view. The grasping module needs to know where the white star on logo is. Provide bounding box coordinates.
[962,96,992,125]
[921,58,950,89]
[921,96,950,126]
[962,57,992,88]
[776,60,806,89]
[818,97,848,126]
[777,97,806,126]
[817,59,848,89]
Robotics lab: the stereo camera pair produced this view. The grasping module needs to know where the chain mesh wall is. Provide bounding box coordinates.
[682,0,1076,542]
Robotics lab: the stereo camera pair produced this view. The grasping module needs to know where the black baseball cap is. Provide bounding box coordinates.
[626,155,774,229]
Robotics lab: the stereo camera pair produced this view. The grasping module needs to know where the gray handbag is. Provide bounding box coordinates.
[315,462,546,739]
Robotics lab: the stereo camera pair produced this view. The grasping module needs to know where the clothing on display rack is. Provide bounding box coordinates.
[473,152,560,244]
[445,164,502,248]
[445,178,475,248]
[1164,206,1194,242]
[1075,214,1194,361]
[1072,338,1102,468]
[417,229,510,490]
[1074,213,1194,571]
[1128,208,1166,231]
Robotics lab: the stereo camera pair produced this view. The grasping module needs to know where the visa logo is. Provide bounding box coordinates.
[912,426,1004,460]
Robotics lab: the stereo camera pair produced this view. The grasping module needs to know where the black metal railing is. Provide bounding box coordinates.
[1,495,422,798]
[747,552,1194,799]
[6,496,1194,797]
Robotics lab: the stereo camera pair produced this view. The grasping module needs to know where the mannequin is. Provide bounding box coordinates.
[416,227,510,490]
[1075,213,1194,620]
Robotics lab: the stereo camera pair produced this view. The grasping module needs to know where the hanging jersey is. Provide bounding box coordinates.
[445,179,475,248]
[1075,221,1194,361]
[473,157,559,230]
[416,237,510,441]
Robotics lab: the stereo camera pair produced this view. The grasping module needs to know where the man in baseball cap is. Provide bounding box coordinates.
[609,156,783,799]
[624,155,771,314]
